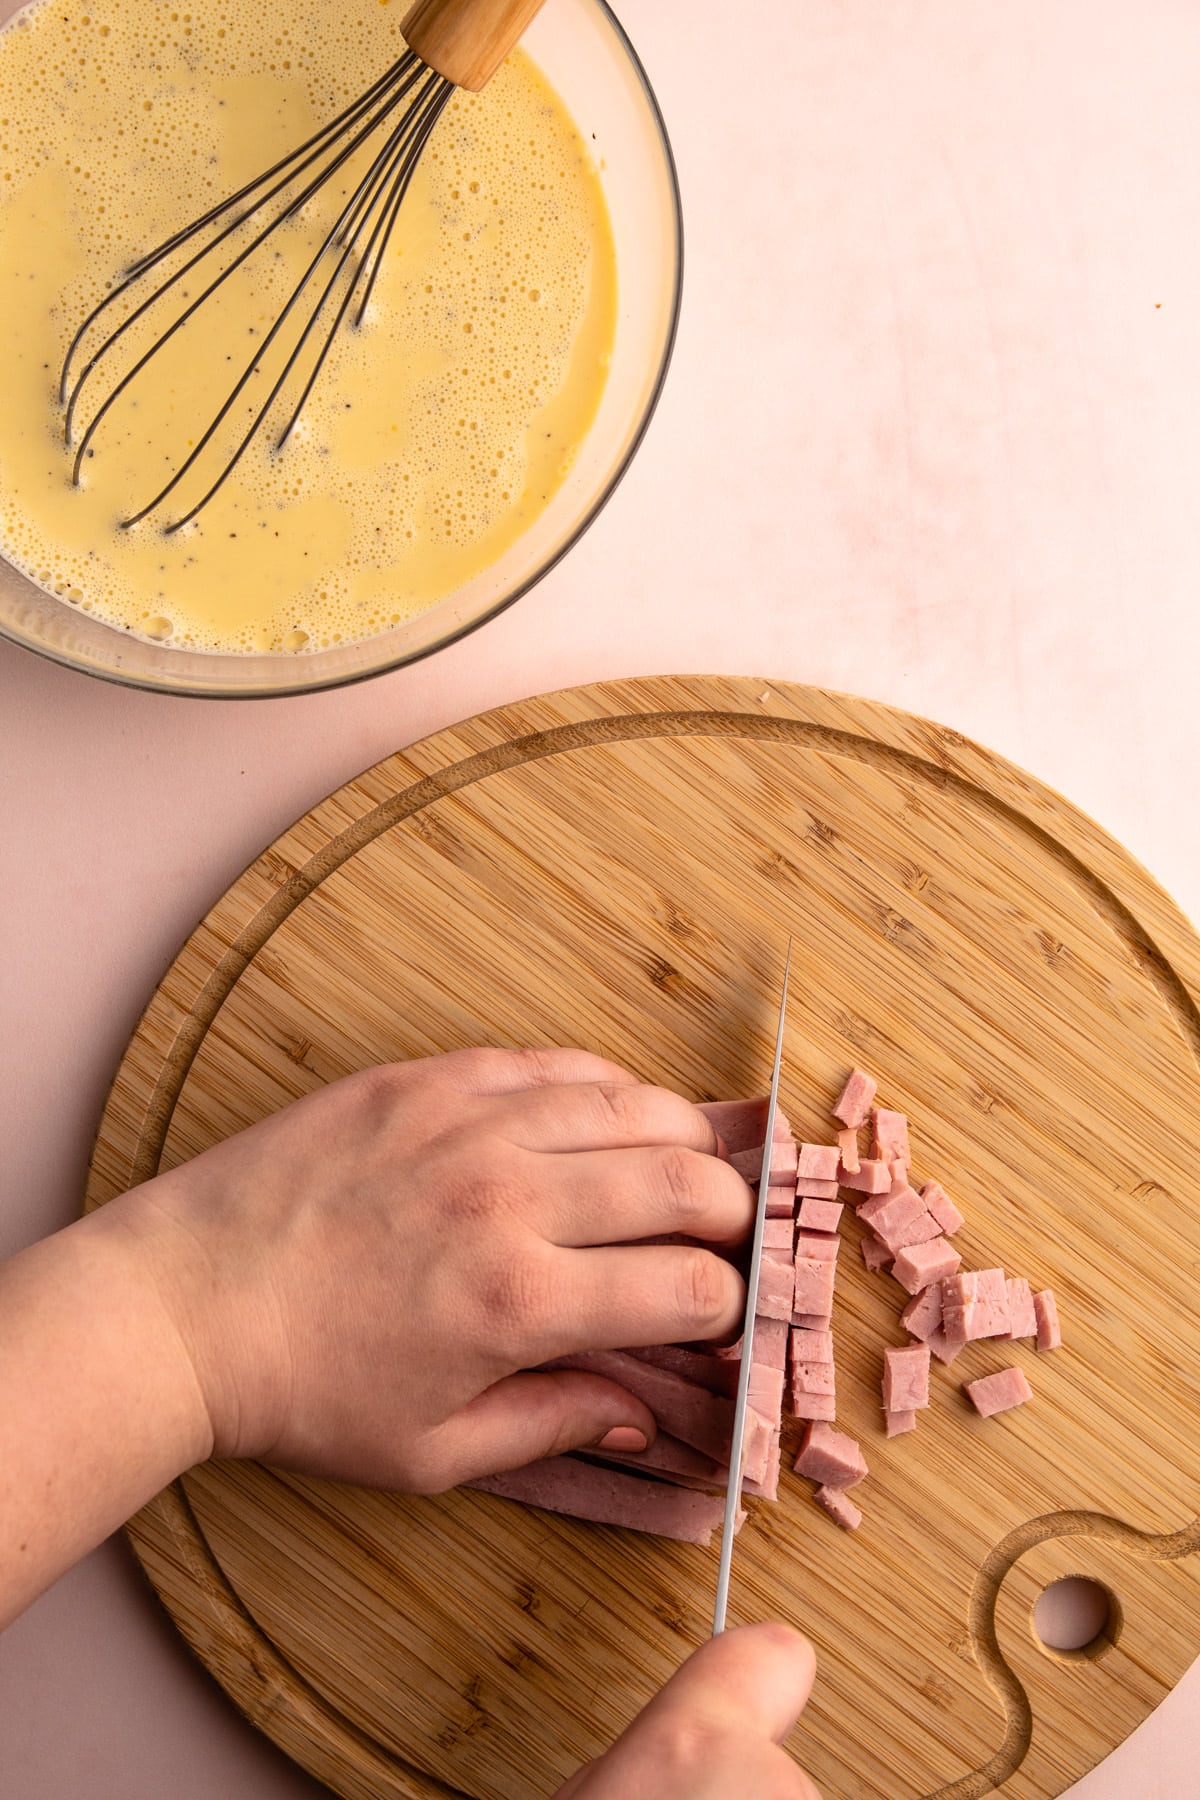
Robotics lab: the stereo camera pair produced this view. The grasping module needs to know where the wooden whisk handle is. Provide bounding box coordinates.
[402,0,550,91]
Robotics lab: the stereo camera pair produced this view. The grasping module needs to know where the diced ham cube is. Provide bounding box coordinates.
[921,1180,965,1236]
[792,1389,836,1420]
[797,1196,844,1233]
[748,1363,786,1418]
[795,1228,840,1261]
[792,1309,833,1330]
[790,1325,834,1363]
[756,1256,795,1322]
[795,1178,840,1200]
[885,1410,917,1437]
[857,1188,941,1253]
[1002,1278,1038,1340]
[794,1421,868,1488]
[793,1255,836,1317]
[833,1068,877,1130]
[731,1141,799,1186]
[901,1282,943,1342]
[870,1107,911,1163]
[942,1270,1010,1341]
[837,1128,861,1173]
[797,1144,841,1181]
[838,1158,891,1194]
[927,1326,963,1364]
[1034,1288,1062,1351]
[861,1235,892,1272]
[765,1188,797,1219]
[790,1360,836,1397]
[764,1245,791,1264]
[883,1343,931,1411]
[752,1315,789,1370]
[762,1217,794,1250]
[966,1366,1034,1418]
[469,1457,733,1545]
[891,1236,963,1295]
[814,1485,862,1530]
[887,1160,909,1190]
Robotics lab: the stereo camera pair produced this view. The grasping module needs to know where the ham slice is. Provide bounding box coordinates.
[965,1366,1033,1418]
[797,1144,841,1181]
[833,1068,877,1129]
[797,1196,844,1232]
[584,1430,723,1486]
[837,1128,861,1173]
[470,1458,734,1545]
[624,1344,740,1399]
[885,1410,917,1437]
[542,1349,748,1470]
[921,1180,964,1236]
[891,1236,962,1295]
[701,1099,791,1156]
[1034,1288,1062,1351]
[815,1485,862,1530]
[838,1158,891,1194]
[883,1343,931,1411]
[794,1421,867,1488]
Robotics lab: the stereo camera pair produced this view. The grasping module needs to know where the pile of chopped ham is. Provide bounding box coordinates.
[470,1071,1062,1545]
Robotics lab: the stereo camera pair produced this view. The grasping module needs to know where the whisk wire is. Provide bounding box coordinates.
[146,71,451,532]
[59,49,421,418]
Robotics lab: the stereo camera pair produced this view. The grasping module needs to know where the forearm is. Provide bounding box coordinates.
[0,1198,212,1629]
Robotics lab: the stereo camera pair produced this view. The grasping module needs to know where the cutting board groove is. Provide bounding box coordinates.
[86,677,1200,1800]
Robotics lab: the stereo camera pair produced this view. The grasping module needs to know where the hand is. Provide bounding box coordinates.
[554,1623,821,1798]
[115,1047,759,1493]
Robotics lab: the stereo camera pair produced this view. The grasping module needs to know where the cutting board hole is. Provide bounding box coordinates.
[1034,1577,1121,1661]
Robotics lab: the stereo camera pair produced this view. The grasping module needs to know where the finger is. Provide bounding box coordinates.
[538,1146,754,1249]
[432,1046,641,1098]
[552,1244,745,1351]
[428,1372,657,1485]
[647,1624,817,1745]
[563,1625,819,1799]
[495,1080,723,1157]
[699,1098,793,1155]
[567,1736,819,1800]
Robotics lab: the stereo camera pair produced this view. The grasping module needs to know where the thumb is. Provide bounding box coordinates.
[435,1371,658,1483]
[557,1623,820,1799]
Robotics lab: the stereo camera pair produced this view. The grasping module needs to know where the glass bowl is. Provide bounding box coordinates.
[0,0,681,697]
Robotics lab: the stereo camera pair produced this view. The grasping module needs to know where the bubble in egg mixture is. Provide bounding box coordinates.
[0,0,616,652]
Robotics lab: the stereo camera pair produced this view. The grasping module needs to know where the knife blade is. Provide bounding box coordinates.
[712,938,792,1635]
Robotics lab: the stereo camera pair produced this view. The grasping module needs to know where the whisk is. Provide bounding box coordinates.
[59,0,548,530]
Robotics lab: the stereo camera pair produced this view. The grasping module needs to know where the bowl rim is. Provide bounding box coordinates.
[0,0,684,701]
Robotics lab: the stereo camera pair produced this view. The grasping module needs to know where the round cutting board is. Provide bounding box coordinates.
[86,675,1200,1800]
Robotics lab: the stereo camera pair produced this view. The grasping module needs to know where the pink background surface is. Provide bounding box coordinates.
[3,0,1200,1792]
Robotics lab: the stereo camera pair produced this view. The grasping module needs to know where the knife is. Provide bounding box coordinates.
[712,939,792,1636]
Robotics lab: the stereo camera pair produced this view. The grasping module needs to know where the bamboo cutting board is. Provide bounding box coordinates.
[85,676,1200,1800]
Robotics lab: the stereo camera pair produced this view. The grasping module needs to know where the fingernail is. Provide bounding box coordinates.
[597,1426,648,1453]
